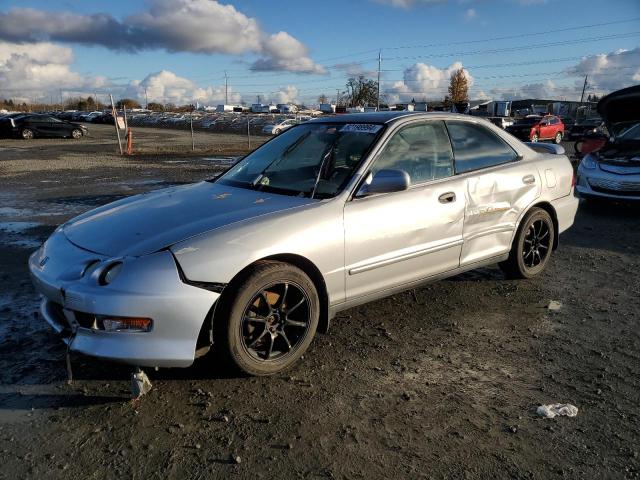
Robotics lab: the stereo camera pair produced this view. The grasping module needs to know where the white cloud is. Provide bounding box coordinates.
[125,70,241,105]
[0,41,105,100]
[566,48,640,95]
[0,0,325,74]
[251,32,326,74]
[385,61,474,102]
[374,0,446,8]
[272,86,299,104]
[464,8,477,21]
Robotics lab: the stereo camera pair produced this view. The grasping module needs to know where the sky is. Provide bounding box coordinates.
[0,0,639,107]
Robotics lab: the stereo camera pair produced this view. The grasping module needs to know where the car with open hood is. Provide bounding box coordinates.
[29,112,578,376]
[576,85,640,202]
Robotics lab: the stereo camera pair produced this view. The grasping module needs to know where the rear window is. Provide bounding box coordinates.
[515,117,541,125]
[446,121,518,173]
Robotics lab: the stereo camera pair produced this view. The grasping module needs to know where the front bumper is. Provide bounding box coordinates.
[29,231,219,367]
[576,167,640,201]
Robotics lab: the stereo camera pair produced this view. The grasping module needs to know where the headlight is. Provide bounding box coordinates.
[580,155,597,170]
[99,261,123,285]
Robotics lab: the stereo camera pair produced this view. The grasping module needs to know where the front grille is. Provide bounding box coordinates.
[588,177,640,193]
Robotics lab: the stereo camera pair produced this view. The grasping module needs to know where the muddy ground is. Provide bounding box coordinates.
[0,128,638,479]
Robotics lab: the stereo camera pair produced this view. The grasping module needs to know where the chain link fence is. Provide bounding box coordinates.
[107,111,310,155]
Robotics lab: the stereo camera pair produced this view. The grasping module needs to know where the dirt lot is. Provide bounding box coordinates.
[0,128,638,479]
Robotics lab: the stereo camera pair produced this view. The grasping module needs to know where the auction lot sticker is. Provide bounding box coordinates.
[340,124,382,134]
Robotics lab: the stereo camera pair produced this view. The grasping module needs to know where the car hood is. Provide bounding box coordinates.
[62,181,315,257]
[598,85,640,137]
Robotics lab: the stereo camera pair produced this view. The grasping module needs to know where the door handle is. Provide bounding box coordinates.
[438,192,456,204]
[522,174,536,185]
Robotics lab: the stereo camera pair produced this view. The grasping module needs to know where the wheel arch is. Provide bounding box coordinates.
[526,201,560,250]
[260,253,330,334]
[201,253,331,351]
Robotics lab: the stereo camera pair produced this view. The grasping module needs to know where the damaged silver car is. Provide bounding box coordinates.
[29,112,578,376]
[576,85,640,202]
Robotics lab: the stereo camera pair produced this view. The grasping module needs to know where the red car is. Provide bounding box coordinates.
[506,115,565,144]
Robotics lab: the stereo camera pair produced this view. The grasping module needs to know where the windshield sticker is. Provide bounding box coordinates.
[340,124,382,134]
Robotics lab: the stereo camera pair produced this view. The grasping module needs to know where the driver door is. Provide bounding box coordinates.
[343,120,466,300]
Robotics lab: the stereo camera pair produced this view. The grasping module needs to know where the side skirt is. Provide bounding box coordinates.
[329,253,509,317]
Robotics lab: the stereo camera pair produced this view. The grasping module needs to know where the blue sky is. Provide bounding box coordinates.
[1,0,639,105]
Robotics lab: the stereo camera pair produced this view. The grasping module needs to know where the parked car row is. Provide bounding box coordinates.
[0,113,88,139]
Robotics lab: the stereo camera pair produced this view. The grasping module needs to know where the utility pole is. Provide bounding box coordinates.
[336,89,340,107]
[376,49,382,111]
[224,72,229,105]
[145,87,148,109]
[580,75,588,104]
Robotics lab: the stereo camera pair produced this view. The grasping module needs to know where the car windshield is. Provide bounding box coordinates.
[515,117,541,125]
[618,123,640,141]
[218,122,382,199]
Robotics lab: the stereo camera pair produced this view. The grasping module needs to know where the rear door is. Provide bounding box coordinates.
[344,120,466,300]
[445,120,541,266]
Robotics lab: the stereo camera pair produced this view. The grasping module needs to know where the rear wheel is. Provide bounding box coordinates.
[530,133,539,142]
[21,128,34,140]
[500,208,554,279]
[215,261,319,376]
[71,128,83,139]
[554,132,563,144]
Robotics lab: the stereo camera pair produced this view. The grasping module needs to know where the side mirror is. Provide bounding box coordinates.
[356,169,410,197]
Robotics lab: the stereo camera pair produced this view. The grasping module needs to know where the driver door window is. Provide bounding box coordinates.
[371,120,454,185]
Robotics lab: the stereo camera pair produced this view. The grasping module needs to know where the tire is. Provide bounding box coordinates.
[215,260,319,376]
[274,128,281,135]
[574,140,583,156]
[554,132,563,144]
[530,133,539,142]
[499,207,555,279]
[21,128,34,140]
[71,128,83,139]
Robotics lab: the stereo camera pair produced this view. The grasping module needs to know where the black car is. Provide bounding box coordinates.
[3,114,88,139]
[568,117,605,141]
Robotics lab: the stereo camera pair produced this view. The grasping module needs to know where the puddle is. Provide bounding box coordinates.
[0,222,41,234]
[0,207,34,217]
[201,157,238,167]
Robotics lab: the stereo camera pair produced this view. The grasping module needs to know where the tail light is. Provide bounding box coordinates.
[572,172,577,187]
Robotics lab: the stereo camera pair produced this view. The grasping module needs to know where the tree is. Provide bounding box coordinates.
[147,102,164,112]
[318,94,328,104]
[116,98,141,109]
[345,75,380,107]
[448,68,469,103]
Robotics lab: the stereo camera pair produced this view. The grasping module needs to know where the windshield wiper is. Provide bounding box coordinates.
[310,146,334,199]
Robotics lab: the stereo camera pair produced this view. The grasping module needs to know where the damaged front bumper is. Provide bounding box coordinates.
[29,231,219,368]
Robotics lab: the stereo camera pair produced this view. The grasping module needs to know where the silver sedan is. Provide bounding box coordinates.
[29,112,579,376]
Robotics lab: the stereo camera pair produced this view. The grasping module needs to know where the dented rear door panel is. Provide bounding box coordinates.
[460,160,541,265]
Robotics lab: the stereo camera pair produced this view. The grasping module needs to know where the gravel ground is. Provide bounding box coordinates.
[0,130,639,479]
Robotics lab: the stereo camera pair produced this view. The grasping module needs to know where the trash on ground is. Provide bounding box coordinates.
[547,300,562,311]
[536,403,578,418]
[131,368,153,398]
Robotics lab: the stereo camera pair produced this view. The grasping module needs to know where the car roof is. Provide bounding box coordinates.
[308,111,470,125]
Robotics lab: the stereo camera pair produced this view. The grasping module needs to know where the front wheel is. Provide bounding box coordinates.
[499,208,555,279]
[554,132,563,144]
[215,261,319,376]
[530,133,539,142]
[71,128,83,139]
[21,128,34,140]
